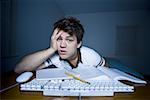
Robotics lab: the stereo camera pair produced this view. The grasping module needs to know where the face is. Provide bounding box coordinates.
[56,31,81,60]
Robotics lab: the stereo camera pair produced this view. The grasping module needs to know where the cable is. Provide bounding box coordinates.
[0,83,19,93]
[78,93,81,100]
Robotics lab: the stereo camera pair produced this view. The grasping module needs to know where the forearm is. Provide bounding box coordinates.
[15,48,56,73]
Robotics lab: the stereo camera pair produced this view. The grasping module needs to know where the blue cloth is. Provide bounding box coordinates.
[106,58,144,79]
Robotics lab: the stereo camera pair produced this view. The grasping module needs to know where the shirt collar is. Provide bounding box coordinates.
[59,48,82,69]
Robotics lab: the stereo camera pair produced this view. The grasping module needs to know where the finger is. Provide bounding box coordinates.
[52,28,60,37]
[51,28,60,40]
[55,30,63,39]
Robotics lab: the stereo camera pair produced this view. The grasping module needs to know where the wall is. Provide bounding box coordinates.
[2,0,65,73]
[16,0,64,55]
[67,10,150,75]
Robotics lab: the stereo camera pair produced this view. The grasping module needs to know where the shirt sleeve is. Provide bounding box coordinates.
[98,57,105,66]
[80,46,105,67]
[44,58,52,67]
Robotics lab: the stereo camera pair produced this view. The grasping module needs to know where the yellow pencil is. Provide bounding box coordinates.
[65,72,90,85]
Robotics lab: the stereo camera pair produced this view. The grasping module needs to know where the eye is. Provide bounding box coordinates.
[67,39,74,42]
[57,37,62,41]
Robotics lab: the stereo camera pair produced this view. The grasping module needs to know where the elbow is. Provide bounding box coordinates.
[14,64,36,74]
[14,68,20,74]
[14,69,20,74]
[14,63,27,74]
[14,65,22,74]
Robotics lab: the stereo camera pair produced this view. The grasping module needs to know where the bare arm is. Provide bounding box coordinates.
[15,48,56,73]
[15,28,62,73]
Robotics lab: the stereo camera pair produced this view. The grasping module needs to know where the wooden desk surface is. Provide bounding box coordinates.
[1,72,150,100]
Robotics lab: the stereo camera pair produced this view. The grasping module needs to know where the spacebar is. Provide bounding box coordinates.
[43,90,114,96]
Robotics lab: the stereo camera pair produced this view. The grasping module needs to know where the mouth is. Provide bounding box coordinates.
[59,50,67,55]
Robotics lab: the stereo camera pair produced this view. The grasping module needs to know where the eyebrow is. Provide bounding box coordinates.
[59,35,74,39]
[66,36,74,38]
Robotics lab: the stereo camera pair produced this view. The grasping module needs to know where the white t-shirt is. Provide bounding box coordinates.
[44,46,105,70]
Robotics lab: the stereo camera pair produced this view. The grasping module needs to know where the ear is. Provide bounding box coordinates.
[77,41,82,48]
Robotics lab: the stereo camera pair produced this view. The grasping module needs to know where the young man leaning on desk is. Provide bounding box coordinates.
[14,17,108,74]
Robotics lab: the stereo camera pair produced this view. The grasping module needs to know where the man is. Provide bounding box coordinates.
[15,17,106,73]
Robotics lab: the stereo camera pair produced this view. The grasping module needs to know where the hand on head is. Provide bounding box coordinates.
[50,28,62,52]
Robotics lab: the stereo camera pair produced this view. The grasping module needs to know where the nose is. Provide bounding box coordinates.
[60,40,67,48]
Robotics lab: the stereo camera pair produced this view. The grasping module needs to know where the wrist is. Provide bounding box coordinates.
[47,47,57,53]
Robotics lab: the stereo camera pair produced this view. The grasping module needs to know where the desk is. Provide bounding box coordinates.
[1,72,150,100]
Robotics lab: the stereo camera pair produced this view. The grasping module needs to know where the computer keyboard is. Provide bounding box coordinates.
[20,78,134,96]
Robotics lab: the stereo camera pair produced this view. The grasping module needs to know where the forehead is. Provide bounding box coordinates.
[59,31,75,38]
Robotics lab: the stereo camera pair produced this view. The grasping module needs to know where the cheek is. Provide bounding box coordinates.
[56,41,60,46]
[68,44,78,49]
[56,42,60,49]
[74,43,79,48]
[70,42,78,47]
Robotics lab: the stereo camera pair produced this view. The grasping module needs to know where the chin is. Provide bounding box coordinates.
[60,55,68,59]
